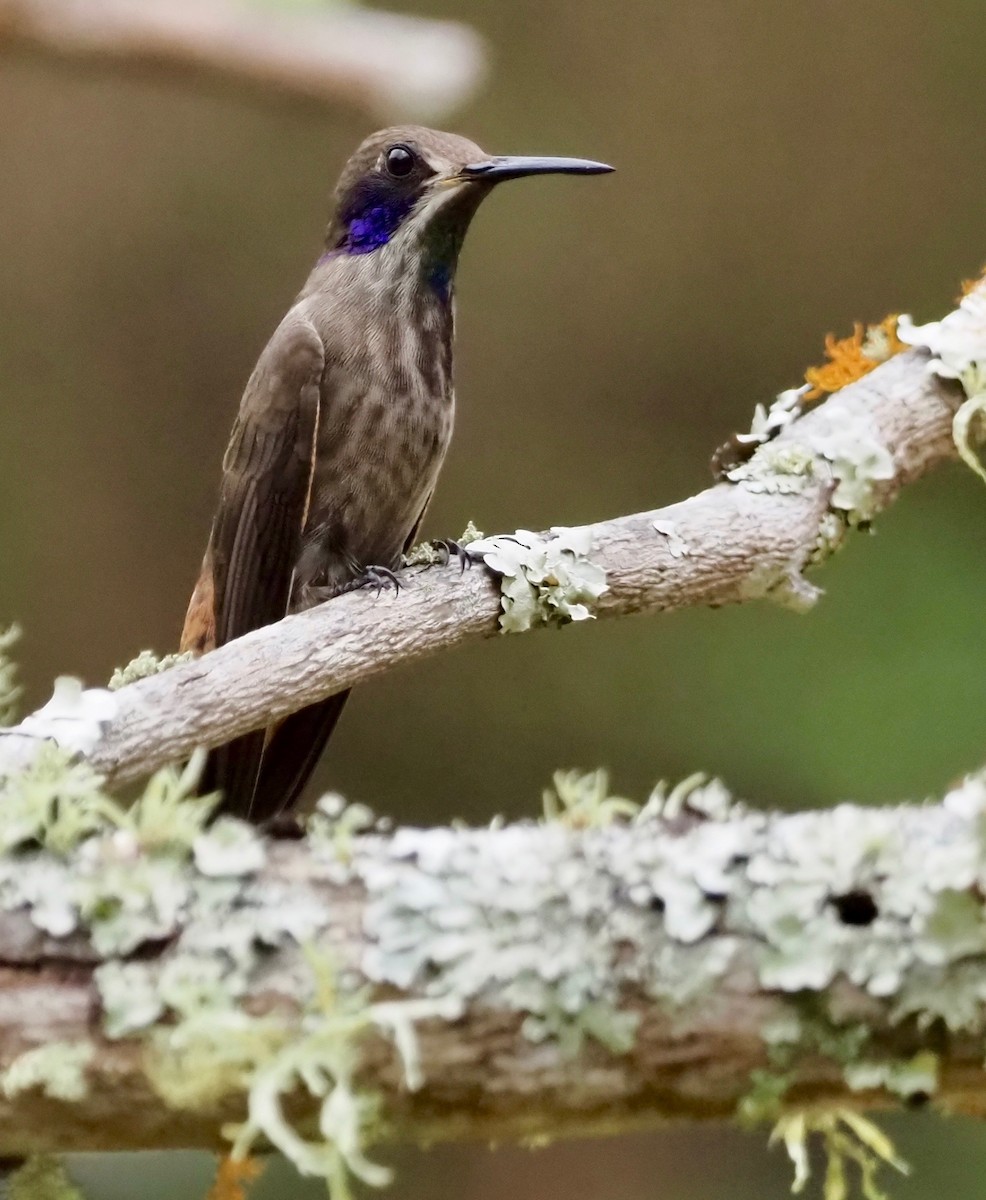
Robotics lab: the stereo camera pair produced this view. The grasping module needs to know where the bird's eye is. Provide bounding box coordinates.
[385,144,416,178]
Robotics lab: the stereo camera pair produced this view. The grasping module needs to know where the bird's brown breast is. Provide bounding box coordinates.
[291,264,455,601]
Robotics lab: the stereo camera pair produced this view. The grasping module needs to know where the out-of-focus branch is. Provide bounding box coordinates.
[1,775,986,1154]
[0,0,487,119]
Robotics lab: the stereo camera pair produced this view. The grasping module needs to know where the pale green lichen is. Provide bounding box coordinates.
[193,817,266,878]
[542,769,638,828]
[726,442,818,495]
[307,793,388,873]
[860,322,902,363]
[652,518,690,558]
[844,1052,939,1102]
[355,763,986,1199]
[402,520,486,567]
[811,511,848,566]
[143,950,455,1200]
[0,753,225,955]
[466,527,608,633]
[641,772,740,822]
[767,1006,870,1072]
[359,818,645,1058]
[812,413,895,525]
[8,1155,87,1200]
[108,649,196,691]
[726,399,894,527]
[771,1110,908,1200]
[124,750,218,851]
[16,678,118,757]
[952,383,986,485]
[359,774,758,1059]
[1,1042,93,1103]
[96,960,167,1039]
[20,769,432,1200]
[733,385,811,455]
[738,1003,881,1129]
[899,280,986,485]
[0,744,116,857]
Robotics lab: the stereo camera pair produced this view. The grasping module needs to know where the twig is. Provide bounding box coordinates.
[0,0,487,118]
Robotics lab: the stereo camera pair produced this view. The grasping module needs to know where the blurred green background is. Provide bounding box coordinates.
[1,0,985,1195]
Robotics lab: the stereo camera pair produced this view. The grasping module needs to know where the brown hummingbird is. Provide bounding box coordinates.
[181,126,613,822]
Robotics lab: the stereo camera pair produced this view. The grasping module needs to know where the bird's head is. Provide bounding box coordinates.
[324,126,613,298]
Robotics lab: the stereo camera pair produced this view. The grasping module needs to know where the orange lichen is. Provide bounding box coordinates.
[803,315,905,400]
[960,265,986,298]
[206,1156,266,1200]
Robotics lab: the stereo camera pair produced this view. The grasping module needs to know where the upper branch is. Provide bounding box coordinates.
[0,0,486,118]
[0,346,963,786]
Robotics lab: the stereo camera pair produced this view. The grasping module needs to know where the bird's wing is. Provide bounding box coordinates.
[210,314,325,645]
[402,489,435,556]
[182,314,324,818]
[180,545,216,654]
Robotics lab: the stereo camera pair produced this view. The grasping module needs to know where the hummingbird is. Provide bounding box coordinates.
[181,126,613,822]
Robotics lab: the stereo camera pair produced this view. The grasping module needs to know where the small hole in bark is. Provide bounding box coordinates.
[831,890,878,926]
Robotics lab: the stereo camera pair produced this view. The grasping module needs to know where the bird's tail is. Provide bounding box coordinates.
[204,691,351,822]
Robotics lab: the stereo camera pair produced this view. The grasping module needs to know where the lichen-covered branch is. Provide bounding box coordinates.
[2,768,986,1162]
[0,341,964,788]
[0,0,486,118]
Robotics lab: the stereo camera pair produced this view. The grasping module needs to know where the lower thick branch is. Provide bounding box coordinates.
[1,775,986,1151]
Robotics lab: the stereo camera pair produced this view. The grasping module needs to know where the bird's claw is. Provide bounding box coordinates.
[431,538,474,573]
[348,565,401,597]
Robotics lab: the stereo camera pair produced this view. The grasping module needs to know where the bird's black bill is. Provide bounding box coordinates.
[462,155,614,183]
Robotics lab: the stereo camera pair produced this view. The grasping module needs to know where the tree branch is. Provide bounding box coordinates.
[0,0,487,118]
[1,773,986,1155]
[0,344,962,788]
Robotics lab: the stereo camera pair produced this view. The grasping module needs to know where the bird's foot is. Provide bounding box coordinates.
[265,813,307,840]
[340,564,402,597]
[430,538,474,573]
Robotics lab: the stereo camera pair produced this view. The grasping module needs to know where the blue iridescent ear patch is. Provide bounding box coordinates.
[340,178,417,254]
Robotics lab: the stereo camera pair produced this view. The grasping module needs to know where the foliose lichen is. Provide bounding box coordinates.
[16,678,118,757]
[811,407,896,525]
[899,275,986,485]
[2,1042,94,1104]
[652,518,690,558]
[108,649,196,691]
[726,442,818,496]
[844,1051,939,1102]
[466,527,608,633]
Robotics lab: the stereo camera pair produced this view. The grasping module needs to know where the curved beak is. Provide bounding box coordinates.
[461,155,614,183]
